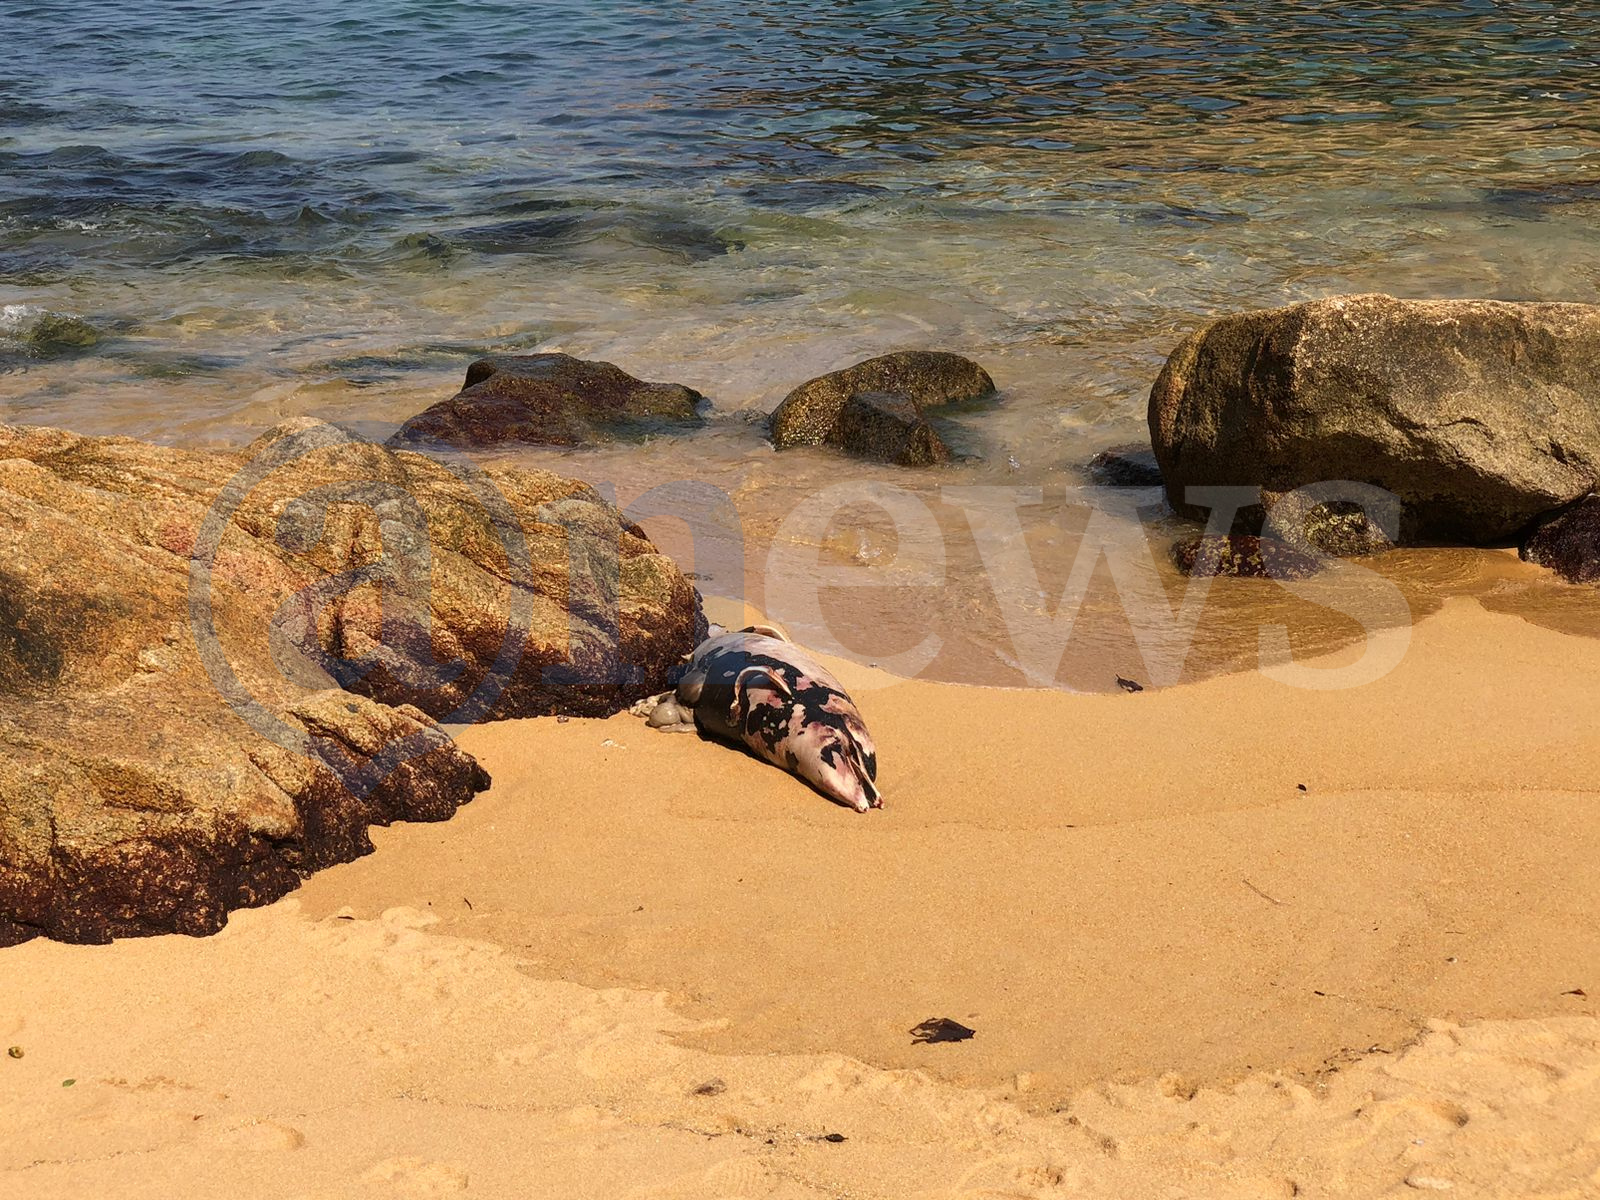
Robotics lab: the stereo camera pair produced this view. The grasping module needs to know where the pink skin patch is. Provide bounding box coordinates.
[731,667,881,813]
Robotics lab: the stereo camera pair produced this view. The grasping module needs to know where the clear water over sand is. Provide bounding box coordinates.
[4,1,1599,683]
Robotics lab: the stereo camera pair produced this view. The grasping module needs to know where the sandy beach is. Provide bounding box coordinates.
[4,593,1597,1198]
[6,7,1600,1193]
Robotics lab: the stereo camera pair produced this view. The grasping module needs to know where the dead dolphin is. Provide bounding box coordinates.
[643,625,881,812]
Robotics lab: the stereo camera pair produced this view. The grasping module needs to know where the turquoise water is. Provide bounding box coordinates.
[4,1,1599,682]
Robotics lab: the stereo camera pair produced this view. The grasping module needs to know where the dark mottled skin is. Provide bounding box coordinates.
[674,631,881,811]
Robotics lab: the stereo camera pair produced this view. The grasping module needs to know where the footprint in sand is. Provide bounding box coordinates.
[360,1157,469,1196]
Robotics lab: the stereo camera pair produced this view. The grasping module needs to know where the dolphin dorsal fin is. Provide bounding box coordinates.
[741,622,791,642]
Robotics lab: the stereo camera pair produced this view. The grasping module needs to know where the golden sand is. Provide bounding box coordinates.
[3,598,1598,1196]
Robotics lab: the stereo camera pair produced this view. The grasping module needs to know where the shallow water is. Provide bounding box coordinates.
[4,1,1599,684]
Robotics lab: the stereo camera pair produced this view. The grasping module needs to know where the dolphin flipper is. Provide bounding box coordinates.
[675,666,708,706]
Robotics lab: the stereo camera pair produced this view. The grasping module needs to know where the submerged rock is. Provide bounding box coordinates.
[1086,445,1164,488]
[831,391,952,466]
[26,311,100,355]
[0,420,704,945]
[391,353,704,449]
[1171,534,1321,580]
[449,209,739,263]
[1149,294,1600,544]
[1521,495,1600,583]
[768,350,994,463]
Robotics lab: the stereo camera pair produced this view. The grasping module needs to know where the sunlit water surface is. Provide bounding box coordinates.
[4,1,1599,685]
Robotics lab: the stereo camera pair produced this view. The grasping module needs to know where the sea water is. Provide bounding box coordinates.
[3,1,1598,686]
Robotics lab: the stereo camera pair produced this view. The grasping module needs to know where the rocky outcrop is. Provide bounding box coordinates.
[1171,534,1321,580]
[391,353,704,448]
[0,683,487,947]
[1521,495,1600,583]
[768,351,994,463]
[0,420,705,945]
[1149,295,1600,544]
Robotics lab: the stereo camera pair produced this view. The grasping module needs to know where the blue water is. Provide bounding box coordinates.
[6,2,1598,202]
[2,2,1599,687]
[3,1,1598,442]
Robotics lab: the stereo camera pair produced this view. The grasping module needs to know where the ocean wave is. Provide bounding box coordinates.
[0,303,45,334]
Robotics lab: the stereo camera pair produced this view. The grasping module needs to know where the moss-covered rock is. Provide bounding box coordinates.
[1171,534,1321,580]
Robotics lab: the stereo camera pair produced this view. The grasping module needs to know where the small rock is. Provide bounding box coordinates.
[391,353,704,449]
[1521,494,1600,583]
[1115,675,1144,693]
[829,391,951,466]
[1265,492,1396,557]
[27,312,101,356]
[6,1046,21,1059]
[690,1078,726,1096]
[1087,446,1163,488]
[769,350,995,462]
[1404,1175,1455,1191]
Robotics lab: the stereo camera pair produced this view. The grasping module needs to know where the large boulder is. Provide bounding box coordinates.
[768,351,994,462]
[1149,295,1600,544]
[0,420,705,945]
[391,353,704,448]
[1521,495,1600,583]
